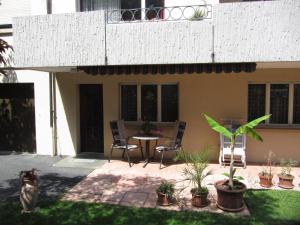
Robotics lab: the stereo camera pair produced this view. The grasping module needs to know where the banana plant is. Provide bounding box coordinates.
[204,114,271,189]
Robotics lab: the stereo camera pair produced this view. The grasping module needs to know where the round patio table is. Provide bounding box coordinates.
[132,135,159,167]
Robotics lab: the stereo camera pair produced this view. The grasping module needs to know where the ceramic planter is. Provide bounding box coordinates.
[20,169,38,213]
[215,180,246,212]
[157,192,173,206]
[278,174,294,189]
[259,173,273,188]
[191,192,209,208]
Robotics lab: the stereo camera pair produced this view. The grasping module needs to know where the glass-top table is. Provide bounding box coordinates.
[132,135,160,167]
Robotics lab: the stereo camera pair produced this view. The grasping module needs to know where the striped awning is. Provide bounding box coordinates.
[78,63,256,76]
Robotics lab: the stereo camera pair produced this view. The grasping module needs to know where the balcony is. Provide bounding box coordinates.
[13,0,300,70]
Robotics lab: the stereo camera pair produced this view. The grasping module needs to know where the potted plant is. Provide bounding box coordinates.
[258,151,275,188]
[278,159,297,189]
[204,114,270,212]
[19,168,39,213]
[140,120,156,136]
[176,148,211,207]
[156,181,175,206]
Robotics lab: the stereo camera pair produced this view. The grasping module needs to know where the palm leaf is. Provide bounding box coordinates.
[203,114,232,139]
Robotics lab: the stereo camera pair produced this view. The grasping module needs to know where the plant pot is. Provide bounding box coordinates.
[20,170,38,213]
[215,180,246,212]
[157,192,173,206]
[278,174,294,189]
[191,192,209,208]
[259,173,273,188]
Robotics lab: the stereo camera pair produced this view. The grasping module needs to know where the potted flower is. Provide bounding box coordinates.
[175,148,211,207]
[156,181,175,206]
[258,151,275,188]
[278,159,297,189]
[204,114,270,212]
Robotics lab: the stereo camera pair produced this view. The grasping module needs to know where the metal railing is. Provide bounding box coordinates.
[106,5,212,24]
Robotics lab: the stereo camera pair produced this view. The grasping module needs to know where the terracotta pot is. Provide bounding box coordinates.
[191,192,209,208]
[259,173,273,188]
[157,192,173,206]
[20,170,38,213]
[278,174,294,189]
[215,180,246,212]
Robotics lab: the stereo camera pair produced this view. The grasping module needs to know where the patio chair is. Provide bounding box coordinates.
[153,121,186,169]
[219,131,247,168]
[109,120,144,167]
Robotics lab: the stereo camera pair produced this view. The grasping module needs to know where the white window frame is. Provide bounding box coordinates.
[249,82,299,125]
[119,83,179,122]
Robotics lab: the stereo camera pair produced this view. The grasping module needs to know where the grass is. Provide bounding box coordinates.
[0,189,299,225]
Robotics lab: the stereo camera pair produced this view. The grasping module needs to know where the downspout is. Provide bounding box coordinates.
[49,72,57,156]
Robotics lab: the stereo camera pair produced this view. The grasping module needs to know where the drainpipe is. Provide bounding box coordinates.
[49,72,57,156]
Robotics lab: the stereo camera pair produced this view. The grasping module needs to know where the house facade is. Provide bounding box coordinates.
[1,0,300,163]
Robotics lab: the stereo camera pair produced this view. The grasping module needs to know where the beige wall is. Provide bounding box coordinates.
[55,68,300,163]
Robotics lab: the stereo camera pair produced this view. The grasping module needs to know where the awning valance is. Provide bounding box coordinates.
[78,63,256,76]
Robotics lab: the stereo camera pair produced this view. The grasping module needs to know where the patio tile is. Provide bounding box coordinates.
[143,193,157,208]
[62,160,300,217]
[121,192,148,205]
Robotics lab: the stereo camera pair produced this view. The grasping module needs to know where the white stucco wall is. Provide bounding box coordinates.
[106,20,213,65]
[13,11,106,68]
[1,34,53,155]
[0,0,31,24]
[214,0,300,63]
[13,0,300,68]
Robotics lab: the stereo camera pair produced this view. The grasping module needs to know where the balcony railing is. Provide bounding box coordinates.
[106,5,212,24]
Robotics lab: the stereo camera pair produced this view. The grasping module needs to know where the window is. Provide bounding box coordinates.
[121,0,141,21]
[80,0,106,12]
[293,84,300,124]
[121,85,137,121]
[248,83,300,125]
[141,85,157,121]
[270,84,289,124]
[248,84,265,122]
[120,84,179,122]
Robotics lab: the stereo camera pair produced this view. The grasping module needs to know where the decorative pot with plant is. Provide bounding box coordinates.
[156,181,175,206]
[140,120,157,136]
[204,114,271,212]
[278,159,297,189]
[19,168,39,213]
[175,147,211,208]
[259,151,275,188]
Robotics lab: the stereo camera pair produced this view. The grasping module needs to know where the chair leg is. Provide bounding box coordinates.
[160,150,165,170]
[122,149,125,159]
[124,149,132,167]
[140,144,144,160]
[153,148,156,160]
[109,146,113,163]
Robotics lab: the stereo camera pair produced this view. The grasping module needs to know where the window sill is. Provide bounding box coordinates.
[124,121,176,127]
[257,124,300,129]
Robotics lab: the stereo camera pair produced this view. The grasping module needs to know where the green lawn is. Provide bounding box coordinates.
[1,189,299,225]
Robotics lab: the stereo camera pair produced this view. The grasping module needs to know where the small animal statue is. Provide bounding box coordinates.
[19,168,38,213]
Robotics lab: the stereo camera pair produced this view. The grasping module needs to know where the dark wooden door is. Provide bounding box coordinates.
[80,84,104,153]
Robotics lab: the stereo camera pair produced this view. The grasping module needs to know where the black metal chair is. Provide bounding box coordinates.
[109,120,144,167]
[153,121,186,169]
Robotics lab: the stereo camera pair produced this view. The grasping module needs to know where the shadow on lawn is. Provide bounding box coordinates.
[0,173,86,202]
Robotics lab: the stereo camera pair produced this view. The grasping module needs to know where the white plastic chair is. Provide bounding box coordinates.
[219,131,246,168]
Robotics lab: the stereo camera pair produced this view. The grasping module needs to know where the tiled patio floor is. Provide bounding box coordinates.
[62,160,300,216]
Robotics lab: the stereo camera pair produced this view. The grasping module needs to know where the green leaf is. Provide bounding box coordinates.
[244,114,271,129]
[203,114,232,139]
[245,127,263,142]
[235,114,270,137]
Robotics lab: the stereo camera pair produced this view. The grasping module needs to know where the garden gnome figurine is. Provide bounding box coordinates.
[19,168,39,213]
